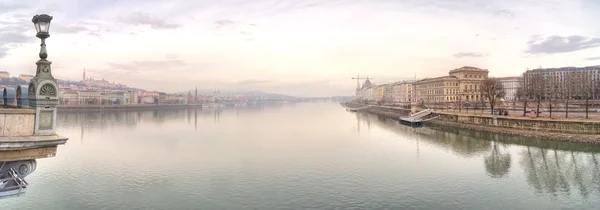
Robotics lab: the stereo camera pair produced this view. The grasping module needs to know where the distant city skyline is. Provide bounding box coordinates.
[1,0,599,97]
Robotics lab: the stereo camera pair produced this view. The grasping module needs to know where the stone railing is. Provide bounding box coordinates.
[2,85,30,109]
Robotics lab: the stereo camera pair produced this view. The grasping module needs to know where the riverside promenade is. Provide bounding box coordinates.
[342,102,600,144]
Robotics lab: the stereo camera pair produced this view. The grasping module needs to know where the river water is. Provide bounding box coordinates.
[2,102,600,209]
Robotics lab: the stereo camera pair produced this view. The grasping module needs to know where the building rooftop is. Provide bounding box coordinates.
[525,65,600,73]
[496,76,522,80]
[416,76,458,83]
[449,66,488,73]
[0,71,8,74]
[363,78,372,87]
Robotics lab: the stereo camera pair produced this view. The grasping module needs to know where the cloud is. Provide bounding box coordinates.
[98,59,188,78]
[525,35,600,54]
[165,54,178,59]
[0,25,36,58]
[1,0,598,97]
[585,56,600,61]
[492,9,515,18]
[0,2,30,14]
[211,19,257,41]
[107,59,185,71]
[117,12,180,29]
[0,47,7,58]
[52,24,90,34]
[233,79,273,86]
[212,20,235,29]
[453,52,489,58]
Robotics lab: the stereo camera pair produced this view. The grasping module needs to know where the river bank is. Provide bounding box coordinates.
[57,104,204,111]
[342,102,600,144]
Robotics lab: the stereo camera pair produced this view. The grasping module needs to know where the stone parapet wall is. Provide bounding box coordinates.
[0,109,35,136]
[435,113,600,135]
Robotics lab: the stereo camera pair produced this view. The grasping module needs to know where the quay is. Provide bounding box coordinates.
[342,101,600,144]
[0,14,68,199]
[57,104,205,111]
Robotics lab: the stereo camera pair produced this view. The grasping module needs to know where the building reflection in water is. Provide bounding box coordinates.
[56,106,275,135]
[355,112,600,198]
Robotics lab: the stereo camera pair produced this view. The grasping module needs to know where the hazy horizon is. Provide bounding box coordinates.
[1,0,599,97]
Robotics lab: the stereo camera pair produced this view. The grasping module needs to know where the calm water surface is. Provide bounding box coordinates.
[2,102,600,209]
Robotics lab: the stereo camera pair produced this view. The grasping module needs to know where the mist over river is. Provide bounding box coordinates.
[1,102,599,210]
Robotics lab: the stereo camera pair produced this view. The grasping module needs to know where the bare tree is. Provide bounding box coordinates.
[566,71,588,118]
[516,86,530,116]
[482,78,506,114]
[594,78,600,115]
[562,71,577,118]
[582,71,596,119]
[531,73,546,117]
[547,76,560,118]
[480,96,486,113]
[457,92,463,112]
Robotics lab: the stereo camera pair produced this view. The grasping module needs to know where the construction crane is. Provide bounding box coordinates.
[351,75,374,89]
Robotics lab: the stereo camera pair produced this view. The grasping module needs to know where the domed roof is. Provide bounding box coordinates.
[363,78,372,88]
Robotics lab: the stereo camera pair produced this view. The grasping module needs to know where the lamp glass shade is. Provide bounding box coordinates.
[34,22,41,33]
[36,21,50,33]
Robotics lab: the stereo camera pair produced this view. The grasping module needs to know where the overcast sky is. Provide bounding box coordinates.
[1,0,599,97]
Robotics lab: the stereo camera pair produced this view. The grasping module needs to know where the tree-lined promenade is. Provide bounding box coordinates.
[420,76,600,120]
[355,66,600,120]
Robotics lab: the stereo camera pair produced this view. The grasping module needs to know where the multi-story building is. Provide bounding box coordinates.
[450,66,489,102]
[18,74,34,81]
[496,77,522,101]
[383,84,394,103]
[391,81,413,105]
[374,85,386,102]
[109,91,131,105]
[356,78,374,101]
[165,94,187,104]
[415,66,489,105]
[415,76,460,104]
[100,92,110,104]
[523,65,600,99]
[158,92,168,104]
[77,90,102,105]
[140,96,155,104]
[0,71,9,79]
[129,90,139,104]
[58,89,79,105]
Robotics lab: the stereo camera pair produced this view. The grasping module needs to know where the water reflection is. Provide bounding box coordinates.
[520,148,600,199]
[58,108,221,131]
[356,112,600,198]
[56,104,300,135]
[7,104,598,209]
[484,142,511,178]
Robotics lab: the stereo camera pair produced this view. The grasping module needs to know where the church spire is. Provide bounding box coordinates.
[83,68,86,81]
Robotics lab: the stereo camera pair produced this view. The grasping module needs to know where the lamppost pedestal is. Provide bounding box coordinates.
[28,14,58,136]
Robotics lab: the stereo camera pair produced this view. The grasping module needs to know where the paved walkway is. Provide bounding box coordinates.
[436,110,600,122]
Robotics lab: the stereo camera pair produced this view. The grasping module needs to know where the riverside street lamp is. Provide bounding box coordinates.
[33,14,52,60]
[29,14,59,136]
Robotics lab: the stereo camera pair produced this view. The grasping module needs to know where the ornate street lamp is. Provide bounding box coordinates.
[29,14,59,136]
[33,14,52,59]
